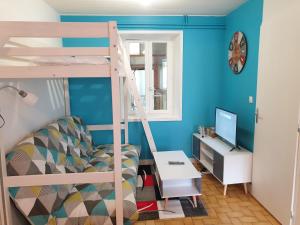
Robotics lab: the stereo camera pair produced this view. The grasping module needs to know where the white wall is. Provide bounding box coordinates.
[0,0,65,153]
[0,1,64,224]
[0,0,60,24]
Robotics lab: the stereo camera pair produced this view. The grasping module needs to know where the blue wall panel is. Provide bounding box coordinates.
[220,0,263,150]
[61,16,225,159]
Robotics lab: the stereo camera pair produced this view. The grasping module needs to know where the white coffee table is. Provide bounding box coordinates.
[153,151,202,208]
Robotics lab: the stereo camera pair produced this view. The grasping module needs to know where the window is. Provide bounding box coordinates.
[121,31,183,121]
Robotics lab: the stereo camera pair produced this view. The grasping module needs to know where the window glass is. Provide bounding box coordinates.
[129,42,146,111]
[152,42,167,110]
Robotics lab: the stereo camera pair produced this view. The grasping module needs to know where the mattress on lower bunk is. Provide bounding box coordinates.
[6,116,140,225]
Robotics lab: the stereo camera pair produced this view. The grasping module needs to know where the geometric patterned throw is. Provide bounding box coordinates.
[6,116,141,225]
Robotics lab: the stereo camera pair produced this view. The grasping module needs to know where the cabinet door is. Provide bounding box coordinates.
[213,151,224,182]
[192,135,200,161]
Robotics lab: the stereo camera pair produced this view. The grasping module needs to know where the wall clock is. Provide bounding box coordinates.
[228,31,247,74]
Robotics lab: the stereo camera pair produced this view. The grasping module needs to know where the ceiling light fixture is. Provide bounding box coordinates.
[140,0,152,7]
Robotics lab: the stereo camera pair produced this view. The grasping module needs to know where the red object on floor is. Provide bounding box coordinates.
[144,175,154,187]
[137,201,158,211]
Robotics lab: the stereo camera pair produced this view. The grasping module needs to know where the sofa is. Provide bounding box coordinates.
[6,116,140,225]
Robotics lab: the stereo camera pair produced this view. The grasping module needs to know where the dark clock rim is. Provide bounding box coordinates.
[228,31,247,75]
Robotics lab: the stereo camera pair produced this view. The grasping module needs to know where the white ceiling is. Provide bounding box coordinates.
[45,0,247,16]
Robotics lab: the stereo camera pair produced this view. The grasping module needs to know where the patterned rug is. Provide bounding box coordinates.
[136,165,208,221]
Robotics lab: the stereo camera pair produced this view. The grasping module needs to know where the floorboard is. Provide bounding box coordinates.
[134,164,281,225]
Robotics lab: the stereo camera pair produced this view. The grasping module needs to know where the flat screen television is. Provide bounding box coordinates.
[215,108,237,147]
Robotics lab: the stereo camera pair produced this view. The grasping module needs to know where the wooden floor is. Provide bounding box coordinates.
[134,171,281,225]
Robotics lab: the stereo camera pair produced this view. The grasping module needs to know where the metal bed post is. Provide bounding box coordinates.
[109,22,124,225]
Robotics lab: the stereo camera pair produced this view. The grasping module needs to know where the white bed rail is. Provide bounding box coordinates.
[87,124,125,131]
[3,171,114,187]
[0,21,125,225]
[0,21,112,78]
[0,21,109,38]
[0,20,158,225]
[0,47,110,57]
[0,65,111,78]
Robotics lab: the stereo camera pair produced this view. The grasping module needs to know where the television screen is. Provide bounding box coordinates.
[215,108,237,146]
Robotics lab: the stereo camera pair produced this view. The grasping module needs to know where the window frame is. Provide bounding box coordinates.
[120,30,183,122]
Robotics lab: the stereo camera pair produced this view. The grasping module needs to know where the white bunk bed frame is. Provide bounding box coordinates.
[0,21,157,225]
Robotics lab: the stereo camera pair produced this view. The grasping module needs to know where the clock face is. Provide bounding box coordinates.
[228,32,247,74]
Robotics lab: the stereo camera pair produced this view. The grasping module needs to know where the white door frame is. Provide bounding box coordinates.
[291,106,300,225]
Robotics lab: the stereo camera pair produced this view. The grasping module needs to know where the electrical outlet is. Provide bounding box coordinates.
[249,96,254,104]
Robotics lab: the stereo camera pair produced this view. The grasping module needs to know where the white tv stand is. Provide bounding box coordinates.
[193,133,252,195]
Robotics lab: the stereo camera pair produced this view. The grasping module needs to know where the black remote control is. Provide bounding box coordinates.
[168,161,185,165]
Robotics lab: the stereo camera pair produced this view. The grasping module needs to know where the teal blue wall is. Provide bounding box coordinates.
[61,16,225,159]
[62,1,263,156]
[220,0,263,150]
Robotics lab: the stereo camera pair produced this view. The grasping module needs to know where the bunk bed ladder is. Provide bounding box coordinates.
[118,37,157,153]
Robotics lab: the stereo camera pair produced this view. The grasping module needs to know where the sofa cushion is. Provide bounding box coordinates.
[55,116,94,157]
[49,117,92,161]
[50,143,141,225]
[6,127,76,224]
[52,181,138,225]
[7,127,69,176]
[87,144,140,197]
[9,185,73,225]
[72,117,94,155]
[88,145,140,172]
